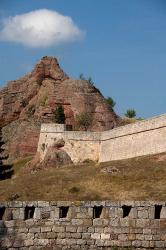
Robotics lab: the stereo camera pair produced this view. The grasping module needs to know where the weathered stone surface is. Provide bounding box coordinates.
[0,201,166,249]
[40,147,73,168]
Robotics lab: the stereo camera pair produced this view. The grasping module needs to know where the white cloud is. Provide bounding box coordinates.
[0,9,84,48]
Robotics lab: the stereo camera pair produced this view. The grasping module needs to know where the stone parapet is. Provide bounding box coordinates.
[0,201,166,249]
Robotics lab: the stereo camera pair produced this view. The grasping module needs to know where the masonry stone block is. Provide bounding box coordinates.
[155,240,165,248]
[47,232,57,239]
[8,201,23,208]
[24,239,34,247]
[52,226,65,233]
[22,201,38,207]
[100,233,110,240]
[136,219,150,228]
[29,227,40,233]
[132,240,142,247]
[4,220,15,228]
[118,233,128,241]
[25,219,34,227]
[145,234,152,240]
[3,208,13,221]
[150,219,160,228]
[41,226,52,232]
[34,208,41,220]
[38,201,50,207]
[95,227,104,233]
[82,233,91,239]
[76,239,86,245]
[95,239,105,246]
[138,208,149,219]
[7,227,15,235]
[33,239,47,247]
[91,233,100,239]
[93,218,108,227]
[12,208,20,220]
[66,226,77,233]
[160,206,166,219]
[109,218,119,227]
[129,207,138,219]
[136,234,145,240]
[149,207,155,219]
[119,218,131,227]
[128,233,136,240]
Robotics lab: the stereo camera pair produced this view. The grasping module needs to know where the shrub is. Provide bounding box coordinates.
[27,104,35,115]
[125,109,136,118]
[75,112,92,131]
[87,77,94,87]
[79,73,86,80]
[54,105,66,124]
[105,97,116,110]
[79,74,94,87]
[20,99,28,107]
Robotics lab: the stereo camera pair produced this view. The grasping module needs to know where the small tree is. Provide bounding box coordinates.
[105,97,116,110]
[79,74,94,86]
[79,73,86,80]
[125,109,136,118]
[87,77,94,87]
[75,112,92,131]
[54,105,66,124]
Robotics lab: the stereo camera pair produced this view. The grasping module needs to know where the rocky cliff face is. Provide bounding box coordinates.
[0,56,119,160]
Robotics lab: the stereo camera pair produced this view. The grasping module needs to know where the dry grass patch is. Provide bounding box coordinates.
[0,153,165,201]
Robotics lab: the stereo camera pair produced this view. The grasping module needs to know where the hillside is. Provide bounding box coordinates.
[0,56,119,161]
[0,153,166,201]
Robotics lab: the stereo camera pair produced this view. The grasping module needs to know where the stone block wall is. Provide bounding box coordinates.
[37,124,101,163]
[100,114,166,162]
[0,201,166,249]
[37,114,166,163]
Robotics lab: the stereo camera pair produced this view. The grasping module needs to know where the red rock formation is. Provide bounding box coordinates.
[0,56,119,160]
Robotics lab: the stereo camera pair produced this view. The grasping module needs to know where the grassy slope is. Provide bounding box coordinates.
[0,154,166,201]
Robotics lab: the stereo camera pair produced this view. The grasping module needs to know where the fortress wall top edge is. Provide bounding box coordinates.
[101,113,166,140]
[40,113,166,142]
[0,200,166,207]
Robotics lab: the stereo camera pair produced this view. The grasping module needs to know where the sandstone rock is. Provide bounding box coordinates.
[42,146,73,168]
[0,56,119,160]
[26,146,73,172]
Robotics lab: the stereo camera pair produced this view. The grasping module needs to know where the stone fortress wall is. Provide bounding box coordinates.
[0,200,166,249]
[37,114,166,163]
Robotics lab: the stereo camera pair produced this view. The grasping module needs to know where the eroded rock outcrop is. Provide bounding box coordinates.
[0,56,119,160]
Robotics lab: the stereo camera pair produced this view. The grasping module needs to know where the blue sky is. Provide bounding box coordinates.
[0,0,166,118]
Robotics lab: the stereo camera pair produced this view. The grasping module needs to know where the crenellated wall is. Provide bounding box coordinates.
[0,201,166,249]
[37,114,166,163]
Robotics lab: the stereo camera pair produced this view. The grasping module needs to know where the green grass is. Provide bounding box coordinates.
[0,153,166,201]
